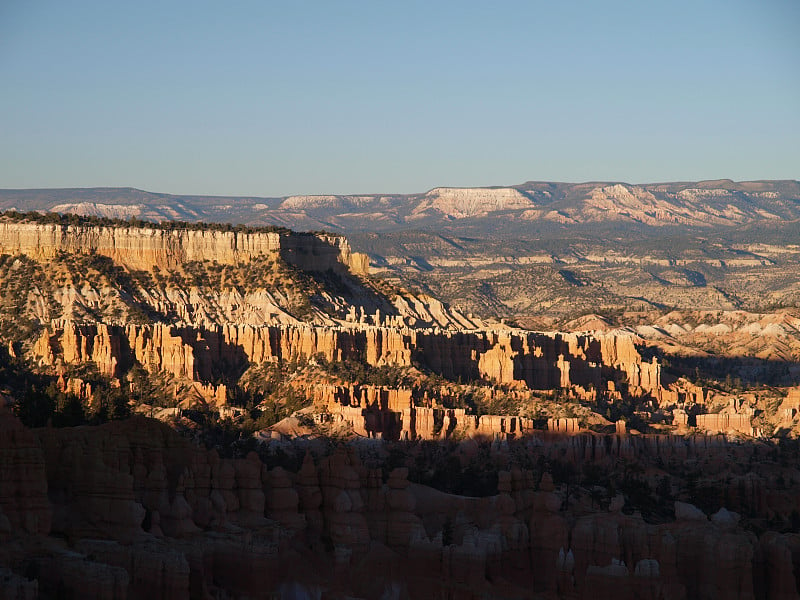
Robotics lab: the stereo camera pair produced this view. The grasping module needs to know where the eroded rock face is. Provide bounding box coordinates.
[1,405,800,599]
[32,320,671,421]
[0,222,369,275]
[416,187,534,218]
[319,448,370,552]
[0,404,51,535]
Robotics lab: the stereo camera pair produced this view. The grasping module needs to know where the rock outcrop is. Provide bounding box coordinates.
[32,321,666,397]
[0,404,51,535]
[415,187,534,218]
[0,221,369,275]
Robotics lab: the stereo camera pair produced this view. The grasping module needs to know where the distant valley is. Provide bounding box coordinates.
[3,180,800,333]
[2,202,800,598]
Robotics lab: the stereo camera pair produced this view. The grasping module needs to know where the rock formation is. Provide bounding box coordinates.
[31,319,669,406]
[0,404,51,535]
[415,187,534,218]
[0,402,799,598]
[0,221,369,275]
[2,216,794,598]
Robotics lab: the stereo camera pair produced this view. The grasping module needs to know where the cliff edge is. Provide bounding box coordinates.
[0,217,369,275]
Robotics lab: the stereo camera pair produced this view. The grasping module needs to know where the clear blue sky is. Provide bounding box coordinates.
[1,0,798,196]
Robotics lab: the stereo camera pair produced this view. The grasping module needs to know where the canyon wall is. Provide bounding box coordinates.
[0,221,369,274]
[32,321,663,397]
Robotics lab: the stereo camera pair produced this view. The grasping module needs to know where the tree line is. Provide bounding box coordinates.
[0,209,292,235]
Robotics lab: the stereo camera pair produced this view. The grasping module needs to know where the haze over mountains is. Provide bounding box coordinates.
[2,179,798,235]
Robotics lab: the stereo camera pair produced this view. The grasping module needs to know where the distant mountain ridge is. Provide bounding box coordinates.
[2,179,798,235]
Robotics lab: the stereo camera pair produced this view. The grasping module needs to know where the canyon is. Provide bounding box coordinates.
[1,212,799,598]
[4,180,800,331]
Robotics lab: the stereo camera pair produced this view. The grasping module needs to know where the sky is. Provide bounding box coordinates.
[0,0,798,196]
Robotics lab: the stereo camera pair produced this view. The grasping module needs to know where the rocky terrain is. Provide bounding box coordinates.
[3,180,800,334]
[1,212,800,598]
[3,180,798,233]
[4,405,800,600]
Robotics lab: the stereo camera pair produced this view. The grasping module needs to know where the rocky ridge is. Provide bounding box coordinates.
[0,219,369,275]
[413,187,534,218]
[2,179,798,233]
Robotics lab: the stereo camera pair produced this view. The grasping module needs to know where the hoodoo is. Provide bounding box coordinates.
[0,213,796,599]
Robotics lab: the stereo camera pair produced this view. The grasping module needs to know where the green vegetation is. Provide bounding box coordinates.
[226,360,316,432]
[1,348,131,428]
[0,209,291,236]
[313,356,417,388]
